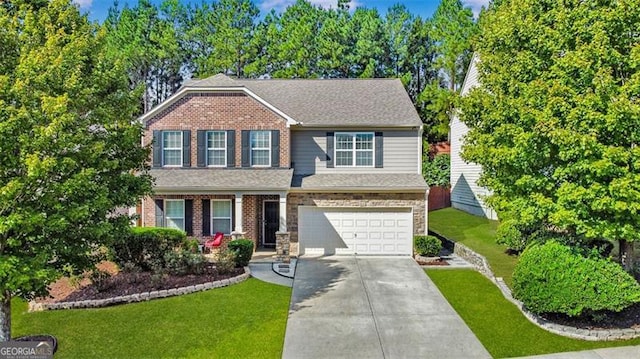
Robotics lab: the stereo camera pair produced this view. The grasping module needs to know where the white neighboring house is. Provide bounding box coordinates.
[450,54,498,220]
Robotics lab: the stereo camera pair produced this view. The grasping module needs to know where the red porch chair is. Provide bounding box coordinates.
[205,232,224,252]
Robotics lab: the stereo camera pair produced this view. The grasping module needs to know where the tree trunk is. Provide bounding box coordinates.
[619,239,635,273]
[0,290,11,342]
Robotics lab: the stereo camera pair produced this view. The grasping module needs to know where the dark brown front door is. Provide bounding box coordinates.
[263,201,279,246]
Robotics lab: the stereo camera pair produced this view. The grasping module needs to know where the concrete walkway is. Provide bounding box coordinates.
[511,346,640,359]
[283,256,491,359]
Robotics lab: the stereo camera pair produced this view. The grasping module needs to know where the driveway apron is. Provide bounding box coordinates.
[282,256,491,359]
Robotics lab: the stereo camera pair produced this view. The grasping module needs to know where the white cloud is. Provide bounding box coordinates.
[463,0,490,17]
[260,0,360,13]
[73,0,93,10]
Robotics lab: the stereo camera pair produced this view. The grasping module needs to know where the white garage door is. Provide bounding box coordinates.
[298,207,413,256]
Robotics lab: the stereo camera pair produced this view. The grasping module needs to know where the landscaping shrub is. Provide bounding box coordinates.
[228,239,254,267]
[512,241,640,317]
[414,235,442,257]
[216,249,236,274]
[182,238,201,253]
[164,249,206,276]
[111,227,186,271]
[495,220,527,252]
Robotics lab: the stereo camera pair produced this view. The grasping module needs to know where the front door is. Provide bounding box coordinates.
[263,201,279,246]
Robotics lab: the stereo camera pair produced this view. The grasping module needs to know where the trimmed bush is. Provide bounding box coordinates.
[164,249,206,276]
[111,227,186,271]
[414,235,442,257]
[228,239,254,267]
[495,220,527,252]
[513,241,640,317]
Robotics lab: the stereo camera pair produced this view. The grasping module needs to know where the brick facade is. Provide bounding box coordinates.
[142,194,281,251]
[286,192,427,256]
[144,92,290,168]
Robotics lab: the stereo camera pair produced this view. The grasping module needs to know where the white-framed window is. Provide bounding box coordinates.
[335,132,374,167]
[207,131,226,167]
[163,131,182,166]
[211,199,232,234]
[165,199,185,230]
[251,131,271,167]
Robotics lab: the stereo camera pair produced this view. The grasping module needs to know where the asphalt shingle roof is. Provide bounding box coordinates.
[182,74,422,127]
[151,168,293,192]
[291,173,428,191]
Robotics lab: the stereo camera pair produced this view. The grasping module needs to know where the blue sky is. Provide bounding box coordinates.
[74,0,489,23]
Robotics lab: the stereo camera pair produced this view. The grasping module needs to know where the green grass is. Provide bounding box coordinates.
[12,278,291,359]
[427,269,640,358]
[429,207,518,286]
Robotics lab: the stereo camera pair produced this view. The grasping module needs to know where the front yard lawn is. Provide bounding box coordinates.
[429,207,518,286]
[427,269,640,358]
[12,278,291,359]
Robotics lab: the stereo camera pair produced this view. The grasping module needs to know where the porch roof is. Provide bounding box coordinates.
[150,168,293,192]
[290,173,428,192]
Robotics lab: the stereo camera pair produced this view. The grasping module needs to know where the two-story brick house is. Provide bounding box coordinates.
[139,74,428,256]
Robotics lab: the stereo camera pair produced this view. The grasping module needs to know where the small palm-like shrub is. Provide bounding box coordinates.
[414,235,442,257]
[216,249,236,274]
[513,241,640,317]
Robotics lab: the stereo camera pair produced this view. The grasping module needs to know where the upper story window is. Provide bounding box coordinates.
[207,131,227,167]
[251,131,271,167]
[164,199,185,230]
[335,132,374,167]
[163,131,183,166]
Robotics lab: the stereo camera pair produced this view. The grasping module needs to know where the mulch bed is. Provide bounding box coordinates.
[417,258,449,266]
[540,303,640,330]
[37,262,244,304]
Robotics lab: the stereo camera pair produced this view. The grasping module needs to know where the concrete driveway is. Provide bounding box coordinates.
[283,256,491,359]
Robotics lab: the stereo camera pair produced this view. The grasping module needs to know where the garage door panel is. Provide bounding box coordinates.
[299,207,413,256]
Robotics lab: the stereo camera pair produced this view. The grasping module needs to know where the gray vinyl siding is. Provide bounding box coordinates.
[291,129,420,174]
[450,54,498,220]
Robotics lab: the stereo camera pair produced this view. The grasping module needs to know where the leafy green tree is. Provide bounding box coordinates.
[0,0,151,341]
[104,0,187,114]
[461,0,640,270]
[192,0,259,77]
[349,8,386,78]
[383,4,412,78]
[431,0,476,92]
[317,5,352,78]
[423,0,476,142]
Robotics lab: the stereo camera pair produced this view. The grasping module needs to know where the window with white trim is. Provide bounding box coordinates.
[211,200,232,234]
[335,132,374,167]
[207,131,226,167]
[250,131,271,166]
[165,199,185,230]
[163,131,182,166]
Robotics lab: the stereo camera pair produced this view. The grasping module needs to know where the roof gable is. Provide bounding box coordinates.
[141,74,422,128]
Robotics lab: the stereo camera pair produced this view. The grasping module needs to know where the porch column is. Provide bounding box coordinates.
[234,193,243,234]
[279,194,287,232]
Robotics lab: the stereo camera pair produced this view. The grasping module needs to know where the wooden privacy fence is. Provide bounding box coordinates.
[428,186,451,211]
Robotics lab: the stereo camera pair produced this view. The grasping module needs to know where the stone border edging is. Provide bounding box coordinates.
[29,266,251,312]
[429,231,640,341]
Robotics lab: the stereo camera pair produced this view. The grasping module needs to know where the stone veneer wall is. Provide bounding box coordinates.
[286,192,427,257]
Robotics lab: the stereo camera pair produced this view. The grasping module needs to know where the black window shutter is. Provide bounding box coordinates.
[227,130,236,167]
[375,132,383,168]
[184,199,193,236]
[202,199,211,236]
[197,130,206,167]
[152,130,162,167]
[326,132,334,168]
[183,130,191,167]
[271,130,280,168]
[241,130,250,167]
[154,199,164,227]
